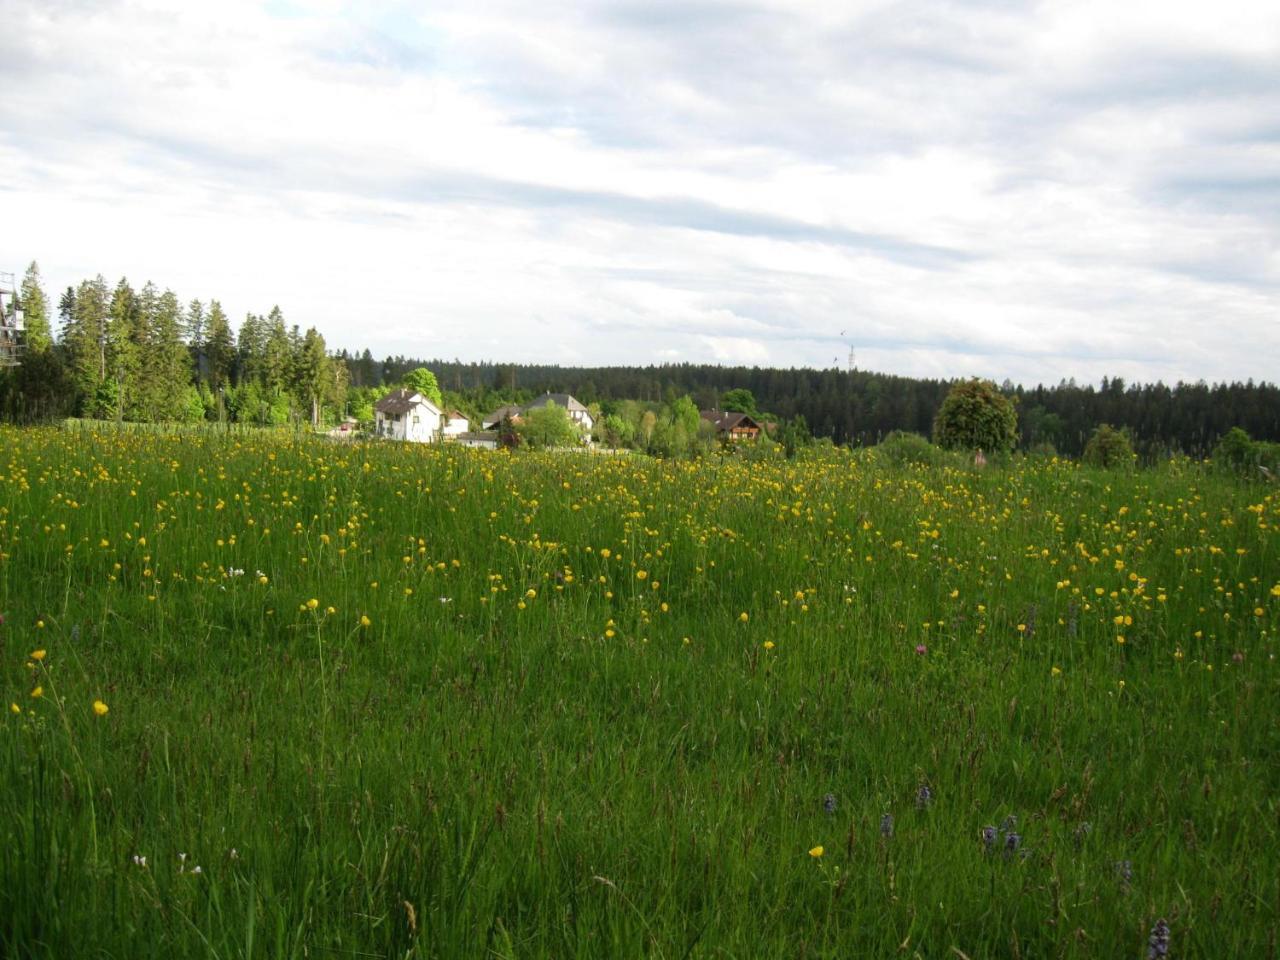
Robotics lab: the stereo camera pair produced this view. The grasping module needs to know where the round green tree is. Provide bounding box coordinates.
[1082,423,1135,469]
[401,367,443,408]
[932,378,1017,453]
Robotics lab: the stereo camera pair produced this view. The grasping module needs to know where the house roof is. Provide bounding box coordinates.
[525,392,588,414]
[700,410,761,432]
[458,430,498,442]
[483,404,523,424]
[444,409,467,421]
[375,389,442,416]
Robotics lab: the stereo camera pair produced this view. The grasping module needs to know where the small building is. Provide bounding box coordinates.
[523,393,594,431]
[441,410,470,440]
[374,389,442,443]
[700,409,762,440]
[456,430,499,450]
[482,404,524,430]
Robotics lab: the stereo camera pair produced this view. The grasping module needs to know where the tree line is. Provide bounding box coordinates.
[1,263,347,427]
[3,262,1277,457]
[348,357,1280,458]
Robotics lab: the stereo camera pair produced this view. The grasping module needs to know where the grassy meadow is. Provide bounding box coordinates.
[0,424,1277,958]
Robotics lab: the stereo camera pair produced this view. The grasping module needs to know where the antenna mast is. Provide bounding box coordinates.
[0,271,25,368]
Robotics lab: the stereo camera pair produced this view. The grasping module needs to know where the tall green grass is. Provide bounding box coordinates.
[0,425,1276,957]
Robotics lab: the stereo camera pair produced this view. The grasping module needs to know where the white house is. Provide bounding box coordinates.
[374,389,443,443]
[441,409,470,440]
[522,393,595,431]
[456,430,499,450]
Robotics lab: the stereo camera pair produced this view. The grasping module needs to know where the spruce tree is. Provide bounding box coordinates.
[237,313,265,387]
[65,276,110,415]
[187,298,206,382]
[107,280,144,419]
[19,262,52,354]
[297,327,329,427]
[205,300,234,390]
[145,289,190,419]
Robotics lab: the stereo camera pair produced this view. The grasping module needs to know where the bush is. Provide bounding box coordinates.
[1214,427,1280,478]
[932,378,1017,453]
[1082,424,1135,469]
[877,431,943,467]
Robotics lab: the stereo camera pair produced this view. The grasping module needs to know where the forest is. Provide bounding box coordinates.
[3,262,1278,458]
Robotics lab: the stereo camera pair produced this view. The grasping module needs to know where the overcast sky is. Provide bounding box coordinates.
[2,0,1277,386]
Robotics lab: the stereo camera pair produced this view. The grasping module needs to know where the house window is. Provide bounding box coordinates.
[413,416,420,426]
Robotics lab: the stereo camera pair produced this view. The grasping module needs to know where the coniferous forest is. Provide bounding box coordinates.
[3,261,1278,459]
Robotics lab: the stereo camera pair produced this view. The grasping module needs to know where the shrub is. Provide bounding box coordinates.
[1082,423,1136,469]
[1214,428,1280,478]
[932,378,1017,453]
[877,431,943,467]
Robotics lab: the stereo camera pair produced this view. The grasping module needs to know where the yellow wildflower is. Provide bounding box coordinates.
[93,700,109,716]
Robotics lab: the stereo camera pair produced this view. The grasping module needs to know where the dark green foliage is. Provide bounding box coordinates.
[720,387,758,415]
[7,268,1280,453]
[1213,427,1280,478]
[18,262,52,353]
[1082,423,1136,469]
[932,378,1018,453]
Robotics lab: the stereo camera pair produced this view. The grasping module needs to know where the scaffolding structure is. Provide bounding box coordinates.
[0,271,24,367]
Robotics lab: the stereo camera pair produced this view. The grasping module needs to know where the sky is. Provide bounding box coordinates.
[2,0,1277,387]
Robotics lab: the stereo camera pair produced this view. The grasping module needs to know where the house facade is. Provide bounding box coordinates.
[482,394,594,432]
[441,410,470,440]
[456,430,499,450]
[481,404,524,430]
[522,393,594,431]
[374,389,443,442]
[700,409,762,440]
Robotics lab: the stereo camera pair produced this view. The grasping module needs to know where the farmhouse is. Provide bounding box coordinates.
[482,394,594,432]
[456,430,499,450]
[481,404,523,430]
[374,389,442,442]
[441,409,470,440]
[523,393,594,431]
[700,409,762,440]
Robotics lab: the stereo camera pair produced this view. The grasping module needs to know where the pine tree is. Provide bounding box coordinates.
[19,262,52,354]
[297,327,330,427]
[262,307,291,397]
[204,300,234,390]
[106,280,144,420]
[187,298,206,382]
[237,313,265,387]
[64,276,110,415]
[142,288,190,419]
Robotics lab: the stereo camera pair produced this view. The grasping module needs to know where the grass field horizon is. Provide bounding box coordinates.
[1,425,1276,958]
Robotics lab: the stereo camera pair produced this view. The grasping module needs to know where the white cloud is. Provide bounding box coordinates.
[0,0,1277,386]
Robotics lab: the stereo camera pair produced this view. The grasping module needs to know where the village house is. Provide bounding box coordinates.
[374,389,443,442]
[700,409,762,440]
[522,393,595,431]
[481,404,523,430]
[441,409,470,440]
[481,394,594,432]
[456,430,499,450]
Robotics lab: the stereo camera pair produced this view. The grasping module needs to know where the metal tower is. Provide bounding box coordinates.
[0,271,24,368]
